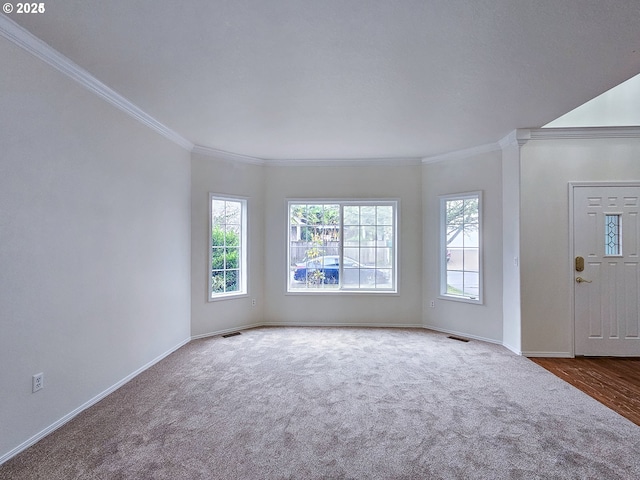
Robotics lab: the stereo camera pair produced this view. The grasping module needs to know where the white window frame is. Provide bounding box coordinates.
[209,194,248,301]
[287,199,398,294]
[439,191,483,304]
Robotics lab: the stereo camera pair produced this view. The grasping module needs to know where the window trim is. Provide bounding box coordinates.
[208,193,248,301]
[287,199,399,295]
[439,191,483,304]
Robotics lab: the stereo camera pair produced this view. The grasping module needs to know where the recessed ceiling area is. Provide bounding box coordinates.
[6,0,640,160]
[544,73,640,128]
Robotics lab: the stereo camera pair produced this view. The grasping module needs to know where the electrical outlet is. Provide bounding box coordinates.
[430,300,435,308]
[251,298,256,307]
[32,372,44,393]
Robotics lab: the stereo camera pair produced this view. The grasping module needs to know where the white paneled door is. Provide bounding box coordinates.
[574,185,640,356]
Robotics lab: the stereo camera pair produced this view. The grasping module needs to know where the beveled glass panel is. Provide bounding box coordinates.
[605,214,621,256]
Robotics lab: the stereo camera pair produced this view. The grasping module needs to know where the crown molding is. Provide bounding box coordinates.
[264,156,422,167]
[530,126,640,140]
[421,142,501,165]
[0,14,194,151]
[192,147,422,167]
[498,129,531,149]
[191,145,265,165]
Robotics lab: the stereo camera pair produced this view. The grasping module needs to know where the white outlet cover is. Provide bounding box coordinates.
[32,373,43,392]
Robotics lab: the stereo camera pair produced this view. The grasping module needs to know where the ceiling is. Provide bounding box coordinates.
[7,0,640,160]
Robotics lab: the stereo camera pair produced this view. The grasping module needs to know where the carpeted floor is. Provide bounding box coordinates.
[2,327,640,479]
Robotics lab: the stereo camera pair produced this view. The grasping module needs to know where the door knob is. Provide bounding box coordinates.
[576,276,592,283]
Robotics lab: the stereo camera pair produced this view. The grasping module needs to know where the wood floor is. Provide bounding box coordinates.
[530,357,640,427]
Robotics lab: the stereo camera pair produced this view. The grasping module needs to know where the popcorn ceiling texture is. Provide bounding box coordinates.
[2,327,640,479]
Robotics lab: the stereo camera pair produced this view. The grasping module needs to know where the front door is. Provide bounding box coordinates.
[574,184,640,356]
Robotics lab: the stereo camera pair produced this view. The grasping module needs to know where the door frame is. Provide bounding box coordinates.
[569,181,640,357]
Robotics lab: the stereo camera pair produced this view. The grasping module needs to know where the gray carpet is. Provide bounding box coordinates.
[2,326,640,479]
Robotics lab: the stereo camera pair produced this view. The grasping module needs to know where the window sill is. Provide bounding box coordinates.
[438,294,483,305]
[208,292,248,303]
[286,288,398,296]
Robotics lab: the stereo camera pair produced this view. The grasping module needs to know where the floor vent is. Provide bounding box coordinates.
[447,335,470,343]
[222,332,241,338]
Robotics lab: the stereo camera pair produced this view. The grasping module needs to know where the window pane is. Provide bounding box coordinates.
[289,203,341,291]
[225,225,240,246]
[446,199,464,224]
[211,247,225,270]
[463,272,480,298]
[210,197,245,298]
[464,198,479,224]
[344,226,359,246]
[361,206,376,225]
[226,202,241,225]
[343,206,359,225]
[361,226,376,242]
[226,270,239,292]
[288,201,396,292]
[344,248,360,263]
[441,193,481,302]
[377,206,393,225]
[463,248,479,272]
[225,247,239,269]
[376,248,392,268]
[212,200,226,224]
[211,271,225,294]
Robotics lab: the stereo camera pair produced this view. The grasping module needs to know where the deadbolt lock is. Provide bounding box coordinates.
[575,256,584,272]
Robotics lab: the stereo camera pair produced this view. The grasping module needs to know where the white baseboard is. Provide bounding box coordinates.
[190,323,265,340]
[0,337,191,466]
[423,324,502,345]
[521,351,573,358]
[502,342,522,356]
[261,321,424,329]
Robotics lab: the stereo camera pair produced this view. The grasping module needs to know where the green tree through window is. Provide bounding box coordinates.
[210,197,246,298]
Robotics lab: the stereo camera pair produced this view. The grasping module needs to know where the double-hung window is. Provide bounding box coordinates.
[440,192,482,303]
[288,200,397,293]
[209,195,247,300]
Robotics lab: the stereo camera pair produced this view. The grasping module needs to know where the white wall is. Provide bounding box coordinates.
[190,154,265,337]
[502,141,522,353]
[422,150,503,343]
[519,135,640,355]
[0,38,191,461]
[263,164,423,326]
